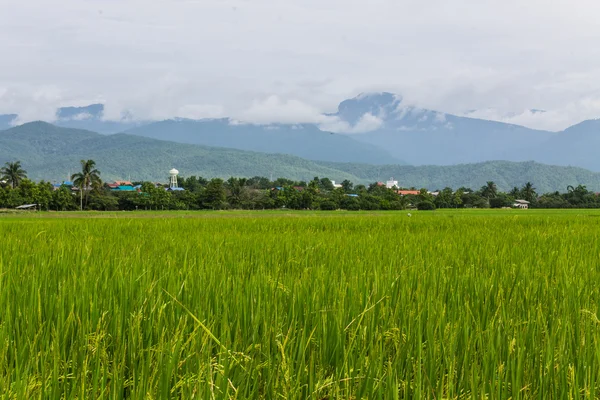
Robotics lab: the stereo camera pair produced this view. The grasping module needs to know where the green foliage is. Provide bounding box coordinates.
[71,159,102,210]
[2,211,600,397]
[319,199,337,210]
[0,160,27,188]
[6,123,600,193]
[417,200,436,210]
[489,193,515,208]
[202,178,227,210]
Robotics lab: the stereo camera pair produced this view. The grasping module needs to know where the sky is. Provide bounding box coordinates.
[1,0,600,131]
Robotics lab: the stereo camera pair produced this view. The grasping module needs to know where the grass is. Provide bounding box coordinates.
[0,209,599,398]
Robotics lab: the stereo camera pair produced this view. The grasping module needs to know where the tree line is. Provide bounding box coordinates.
[1,160,600,211]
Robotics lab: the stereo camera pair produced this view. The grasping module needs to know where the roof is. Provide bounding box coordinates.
[514,199,530,204]
[112,185,136,191]
[167,187,185,191]
[16,204,38,209]
[397,190,420,196]
[114,180,133,186]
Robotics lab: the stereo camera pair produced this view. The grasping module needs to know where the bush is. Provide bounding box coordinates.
[417,201,436,210]
[340,197,360,211]
[319,200,337,211]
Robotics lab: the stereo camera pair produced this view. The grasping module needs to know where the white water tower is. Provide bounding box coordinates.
[169,168,179,189]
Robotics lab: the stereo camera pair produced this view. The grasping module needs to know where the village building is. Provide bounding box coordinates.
[513,199,530,209]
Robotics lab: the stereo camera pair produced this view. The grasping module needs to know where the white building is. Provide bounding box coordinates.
[513,199,530,209]
[386,178,398,189]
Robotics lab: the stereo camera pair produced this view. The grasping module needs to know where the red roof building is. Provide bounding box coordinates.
[397,190,420,196]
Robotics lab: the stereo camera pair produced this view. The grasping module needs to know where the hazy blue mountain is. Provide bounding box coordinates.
[125,118,403,165]
[1,122,600,192]
[315,160,600,193]
[57,104,104,119]
[527,119,600,171]
[0,114,17,131]
[54,104,147,134]
[334,93,553,166]
[7,94,600,171]
[0,122,362,183]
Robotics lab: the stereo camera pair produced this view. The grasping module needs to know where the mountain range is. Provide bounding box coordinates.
[2,92,599,170]
[2,121,600,193]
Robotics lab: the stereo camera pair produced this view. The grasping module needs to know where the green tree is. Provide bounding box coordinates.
[490,193,514,208]
[452,189,464,208]
[417,201,436,210]
[17,179,40,205]
[71,160,102,210]
[521,182,537,203]
[341,179,354,193]
[434,187,454,208]
[202,178,227,210]
[0,161,27,189]
[226,177,248,208]
[51,186,77,211]
[35,181,54,211]
[480,181,498,199]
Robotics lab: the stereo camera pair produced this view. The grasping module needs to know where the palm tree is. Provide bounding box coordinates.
[71,160,101,210]
[0,161,27,189]
[521,182,537,203]
[480,181,497,199]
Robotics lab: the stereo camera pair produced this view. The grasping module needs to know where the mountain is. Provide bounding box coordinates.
[1,122,600,192]
[54,104,146,134]
[0,122,362,183]
[315,160,600,193]
[529,119,600,171]
[332,93,554,166]
[0,114,17,131]
[124,118,403,165]
[6,93,600,172]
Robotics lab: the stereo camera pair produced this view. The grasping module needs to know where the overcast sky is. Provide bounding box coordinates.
[1,0,600,130]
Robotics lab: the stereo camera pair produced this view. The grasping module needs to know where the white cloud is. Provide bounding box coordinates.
[238,95,325,124]
[435,112,446,123]
[319,112,383,134]
[66,112,93,121]
[176,104,224,120]
[2,0,600,130]
[352,113,384,133]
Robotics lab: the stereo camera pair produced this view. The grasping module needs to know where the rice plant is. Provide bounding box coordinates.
[0,210,599,398]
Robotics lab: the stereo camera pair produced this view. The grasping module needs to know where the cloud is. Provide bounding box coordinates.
[2,0,600,129]
[176,104,224,120]
[0,85,64,124]
[237,95,325,124]
[319,112,384,134]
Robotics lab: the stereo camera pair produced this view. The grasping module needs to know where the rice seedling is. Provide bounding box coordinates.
[0,210,598,398]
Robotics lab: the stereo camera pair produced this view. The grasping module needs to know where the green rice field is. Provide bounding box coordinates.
[1,209,600,398]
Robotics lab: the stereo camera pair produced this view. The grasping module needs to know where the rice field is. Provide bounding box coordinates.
[1,209,600,399]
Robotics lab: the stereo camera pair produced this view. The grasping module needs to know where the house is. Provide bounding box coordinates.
[513,199,530,209]
[330,180,343,189]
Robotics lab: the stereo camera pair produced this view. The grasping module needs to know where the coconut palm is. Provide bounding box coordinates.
[0,161,27,189]
[480,181,497,199]
[521,182,537,202]
[71,160,102,210]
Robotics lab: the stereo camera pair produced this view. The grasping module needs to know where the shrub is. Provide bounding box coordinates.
[319,200,337,211]
[417,201,436,210]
